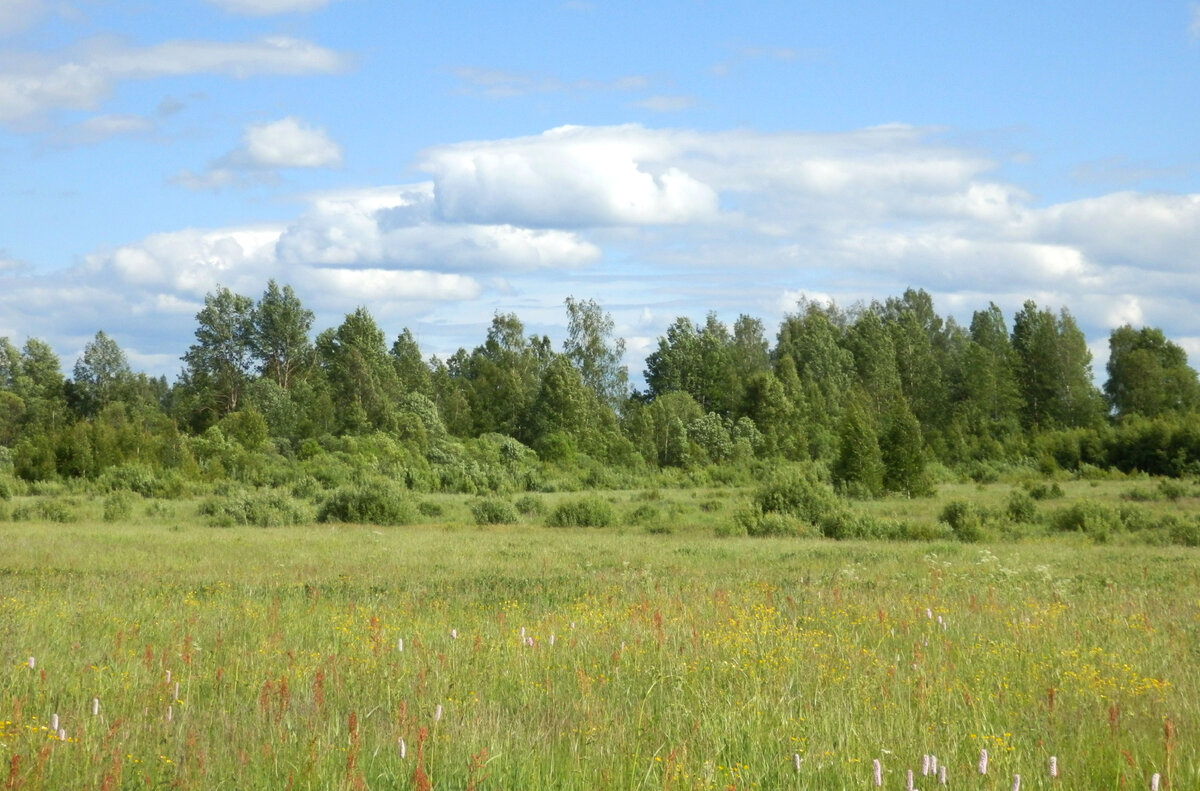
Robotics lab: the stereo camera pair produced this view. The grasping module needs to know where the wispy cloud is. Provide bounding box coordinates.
[0,36,348,123]
[451,66,648,98]
[632,95,697,113]
[1190,3,1200,40]
[205,0,342,15]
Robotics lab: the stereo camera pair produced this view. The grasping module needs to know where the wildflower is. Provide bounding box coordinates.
[793,753,801,773]
[520,627,526,639]
[926,608,933,619]
[1151,773,1161,791]
[1049,756,1057,779]
[979,749,989,775]
[524,637,534,647]
[873,758,882,787]
[50,714,58,732]
[906,768,914,791]
[939,765,947,785]
[166,706,172,723]
[930,755,938,774]
[27,657,34,670]
[1012,774,1021,791]
[165,670,171,684]
[450,629,457,640]
[92,698,100,717]
[57,728,66,741]
[922,754,931,775]
[549,633,555,646]
[434,704,442,723]
[398,738,406,759]
[397,638,404,652]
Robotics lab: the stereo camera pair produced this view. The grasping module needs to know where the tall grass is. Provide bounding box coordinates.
[1,517,1197,789]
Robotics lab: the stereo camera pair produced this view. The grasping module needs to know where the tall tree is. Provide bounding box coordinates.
[250,280,313,390]
[316,307,401,434]
[390,328,433,397]
[1104,325,1200,418]
[1011,301,1103,429]
[563,297,628,411]
[70,331,133,418]
[180,286,255,424]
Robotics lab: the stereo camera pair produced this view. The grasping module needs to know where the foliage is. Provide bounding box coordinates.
[546,496,614,527]
[470,497,520,525]
[199,488,310,527]
[316,480,414,525]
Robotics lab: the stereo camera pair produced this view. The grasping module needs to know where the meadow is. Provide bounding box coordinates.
[1,479,1198,790]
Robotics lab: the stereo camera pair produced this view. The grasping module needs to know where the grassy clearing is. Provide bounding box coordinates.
[2,506,1198,789]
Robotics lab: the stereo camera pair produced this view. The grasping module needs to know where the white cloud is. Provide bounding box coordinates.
[206,0,340,15]
[275,184,601,270]
[0,36,347,122]
[174,116,343,189]
[419,124,720,227]
[239,116,342,168]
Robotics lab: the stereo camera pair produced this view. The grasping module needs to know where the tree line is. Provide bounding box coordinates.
[2,283,1199,493]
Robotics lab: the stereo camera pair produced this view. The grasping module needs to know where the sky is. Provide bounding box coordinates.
[3,0,1200,384]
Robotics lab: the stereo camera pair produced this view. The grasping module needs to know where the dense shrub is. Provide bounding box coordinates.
[470,498,519,525]
[546,496,614,527]
[417,500,444,517]
[103,491,137,522]
[753,465,841,526]
[11,498,78,523]
[317,481,413,525]
[1049,501,1123,540]
[1005,489,1038,523]
[514,495,544,516]
[939,500,986,542]
[200,488,310,527]
[1025,481,1064,500]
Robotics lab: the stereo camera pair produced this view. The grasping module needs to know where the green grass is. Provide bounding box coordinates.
[2,500,1199,789]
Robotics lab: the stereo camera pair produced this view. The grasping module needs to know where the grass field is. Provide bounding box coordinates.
[2,482,1199,789]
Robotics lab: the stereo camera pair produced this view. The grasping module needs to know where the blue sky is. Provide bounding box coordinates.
[3,0,1200,381]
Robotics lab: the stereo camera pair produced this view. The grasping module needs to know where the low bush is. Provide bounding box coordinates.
[546,496,613,528]
[939,500,986,542]
[514,495,545,516]
[1005,489,1038,523]
[103,491,137,523]
[470,498,519,525]
[317,481,413,525]
[200,488,309,527]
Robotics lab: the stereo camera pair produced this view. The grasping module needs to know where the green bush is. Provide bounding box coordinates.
[103,491,137,523]
[1169,515,1200,547]
[731,506,805,537]
[317,481,413,525]
[546,496,614,528]
[626,503,660,525]
[1005,489,1038,523]
[1050,501,1123,540]
[470,498,519,525]
[1158,478,1190,501]
[1025,481,1065,500]
[753,465,841,527]
[417,500,444,518]
[514,495,544,516]
[200,488,309,527]
[0,475,14,500]
[939,500,985,542]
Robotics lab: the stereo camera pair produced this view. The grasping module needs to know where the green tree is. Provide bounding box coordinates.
[1104,325,1200,418]
[563,297,628,411]
[831,389,884,498]
[879,400,932,496]
[69,331,133,418]
[390,328,433,397]
[464,313,552,438]
[1011,301,1103,429]
[250,280,313,390]
[180,287,256,426]
[316,307,402,434]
